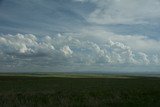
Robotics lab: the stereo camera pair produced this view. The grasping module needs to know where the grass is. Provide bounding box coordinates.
[0,74,160,107]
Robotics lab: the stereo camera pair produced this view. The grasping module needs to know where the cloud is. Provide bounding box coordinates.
[80,28,160,53]
[0,34,55,56]
[61,46,73,56]
[0,0,160,72]
[151,55,160,64]
[138,52,150,65]
[0,0,86,35]
[79,0,160,25]
[73,0,86,2]
[0,33,160,68]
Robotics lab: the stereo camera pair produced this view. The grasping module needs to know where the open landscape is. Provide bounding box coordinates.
[0,73,160,107]
[1,0,160,106]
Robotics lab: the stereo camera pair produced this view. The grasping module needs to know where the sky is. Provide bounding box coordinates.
[0,0,160,73]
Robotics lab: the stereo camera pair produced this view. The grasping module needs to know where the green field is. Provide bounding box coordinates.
[0,74,160,107]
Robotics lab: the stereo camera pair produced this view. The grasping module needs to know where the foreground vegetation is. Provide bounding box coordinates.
[0,74,160,107]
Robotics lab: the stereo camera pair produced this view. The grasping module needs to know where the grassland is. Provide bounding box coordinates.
[0,73,160,107]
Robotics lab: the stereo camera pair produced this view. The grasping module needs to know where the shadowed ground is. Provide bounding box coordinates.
[0,74,160,107]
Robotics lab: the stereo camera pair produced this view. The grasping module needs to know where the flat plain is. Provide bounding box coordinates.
[0,73,160,107]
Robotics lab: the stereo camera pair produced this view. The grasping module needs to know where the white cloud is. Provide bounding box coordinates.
[61,46,73,56]
[81,0,160,24]
[80,28,160,53]
[151,55,160,64]
[137,52,150,65]
[0,34,55,55]
[0,33,160,66]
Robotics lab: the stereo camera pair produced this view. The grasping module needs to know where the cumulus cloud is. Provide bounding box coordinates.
[0,34,55,56]
[151,55,160,64]
[61,46,73,56]
[0,33,160,68]
[77,0,160,24]
[80,28,160,53]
